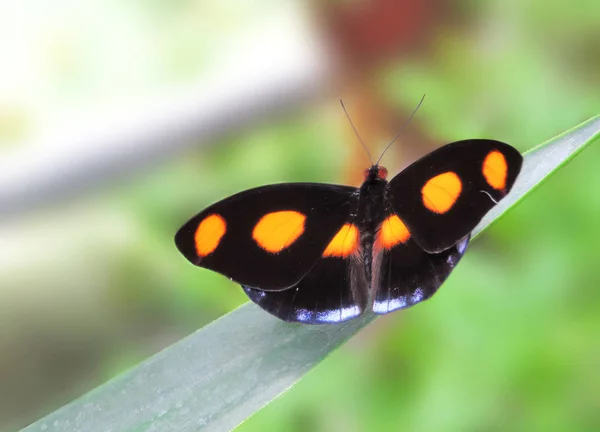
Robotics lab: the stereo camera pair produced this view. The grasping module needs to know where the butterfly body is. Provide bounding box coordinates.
[175,140,522,324]
[355,165,389,280]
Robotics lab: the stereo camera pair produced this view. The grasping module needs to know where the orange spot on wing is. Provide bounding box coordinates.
[483,150,507,190]
[252,211,306,253]
[421,172,462,214]
[195,214,226,257]
[375,215,410,250]
[323,224,359,257]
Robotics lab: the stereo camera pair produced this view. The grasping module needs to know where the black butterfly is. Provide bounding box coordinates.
[175,137,521,324]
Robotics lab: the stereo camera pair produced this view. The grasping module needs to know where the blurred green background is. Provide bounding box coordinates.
[1,1,599,431]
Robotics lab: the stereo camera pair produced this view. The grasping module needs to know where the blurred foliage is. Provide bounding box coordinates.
[1,0,599,431]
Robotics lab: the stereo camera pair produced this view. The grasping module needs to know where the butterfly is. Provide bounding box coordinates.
[174,132,522,324]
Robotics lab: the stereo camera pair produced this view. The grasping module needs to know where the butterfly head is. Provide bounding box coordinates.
[364,165,388,181]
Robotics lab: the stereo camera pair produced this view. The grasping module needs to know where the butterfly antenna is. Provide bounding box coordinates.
[376,94,426,165]
[340,99,373,165]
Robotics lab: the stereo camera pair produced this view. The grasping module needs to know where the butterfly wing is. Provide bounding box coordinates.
[175,183,359,291]
[387,139,522,253]
[372,235,470,314]
[243,254,369,324]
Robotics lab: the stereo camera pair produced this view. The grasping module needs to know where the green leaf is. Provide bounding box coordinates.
[22,116,600,432]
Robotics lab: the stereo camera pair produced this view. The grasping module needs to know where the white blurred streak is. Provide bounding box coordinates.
[0,2,331,217]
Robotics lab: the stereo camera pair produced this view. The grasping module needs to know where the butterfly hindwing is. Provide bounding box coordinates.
[387,139,522,253]
[243,254,369,324]
[372,235,470,314]
[175,183,359,291]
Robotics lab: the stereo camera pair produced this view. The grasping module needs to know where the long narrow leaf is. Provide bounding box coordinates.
[22,115,600,432]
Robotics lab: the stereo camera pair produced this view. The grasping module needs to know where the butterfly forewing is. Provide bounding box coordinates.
[175,183,358,290]
[387,139,522,253]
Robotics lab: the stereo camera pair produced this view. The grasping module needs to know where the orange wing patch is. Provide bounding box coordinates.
[375,215,410,250]
[252,210,306,253]
[323,224,359,257]
[195,214,227,257]
[483,150,508,190]
[421,172,462,214]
